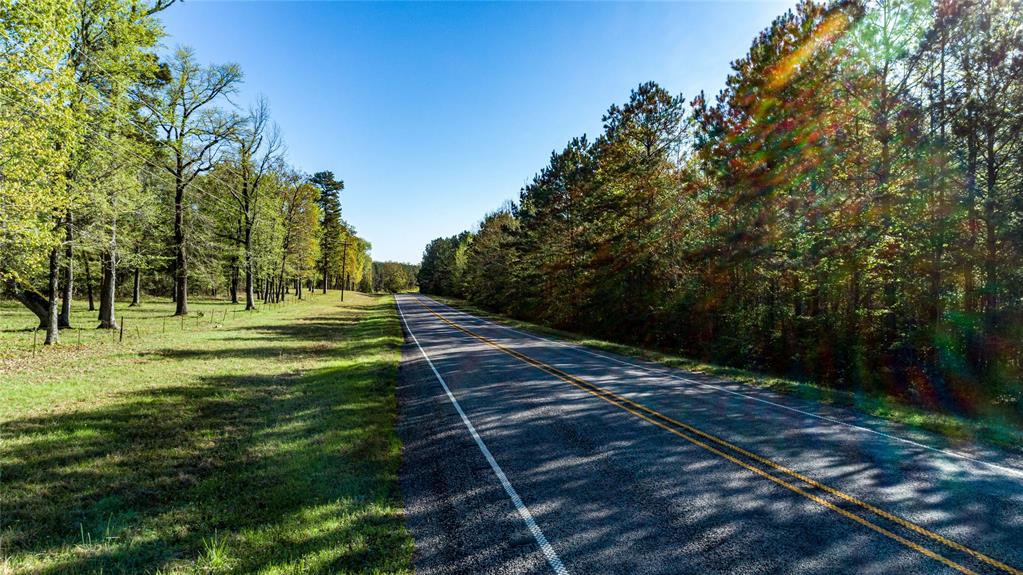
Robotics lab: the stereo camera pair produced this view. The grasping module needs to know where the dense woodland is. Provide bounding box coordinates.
[0,1,372,345]
[368,261,419,294]
[420,0,1023,417]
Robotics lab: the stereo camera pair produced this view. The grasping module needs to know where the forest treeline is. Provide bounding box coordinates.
[419,0,1023,416]
[0,1,373,345]
[370,261,419,294]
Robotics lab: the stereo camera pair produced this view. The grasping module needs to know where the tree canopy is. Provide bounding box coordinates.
[1,0,371,344]
[419,0,1023,417]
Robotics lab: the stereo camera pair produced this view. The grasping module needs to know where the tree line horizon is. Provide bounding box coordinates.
[418,0,1023,419]
[1,1,380,345]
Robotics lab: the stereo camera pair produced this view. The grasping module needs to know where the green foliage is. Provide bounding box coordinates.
[1,5,368,337]
[420,0,1023,422]
[0,2,77,283]
[372,261,419,293]
[417,232,471,297]
[309,170,347,288]
[461,208,517,309]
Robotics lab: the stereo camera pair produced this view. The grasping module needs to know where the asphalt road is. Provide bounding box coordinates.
[394,293,1023,575]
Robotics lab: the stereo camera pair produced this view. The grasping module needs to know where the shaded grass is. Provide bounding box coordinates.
[0,295,262,359]
[428,295,1023,453]
[0,292,413,574]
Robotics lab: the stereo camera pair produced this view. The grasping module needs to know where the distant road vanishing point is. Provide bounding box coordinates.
[395,293,1023,575]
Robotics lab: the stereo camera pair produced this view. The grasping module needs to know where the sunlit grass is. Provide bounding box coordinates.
[0,291,413,575]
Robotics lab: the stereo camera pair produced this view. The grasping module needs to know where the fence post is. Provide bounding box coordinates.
[119,320,124,343]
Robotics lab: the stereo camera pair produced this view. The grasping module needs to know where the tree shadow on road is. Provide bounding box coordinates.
[395,311,1023,575]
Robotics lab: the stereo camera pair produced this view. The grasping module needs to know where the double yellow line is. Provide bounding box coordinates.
[414,299,1020,575]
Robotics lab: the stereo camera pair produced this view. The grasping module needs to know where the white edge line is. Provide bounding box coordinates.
[419,295,1023,481]
[395,295,570,575]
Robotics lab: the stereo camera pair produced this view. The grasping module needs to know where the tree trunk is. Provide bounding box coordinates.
[85,256,95,311]
[230,264,239,304]
[98,250,118,330]
[174,177,188,316]
[244,267,255,310]
[130,266,141,306]
[961,49,979,318]
[59,211,73,328]
[846,255,860,343]
[321,250,328,294]
[6,280,51,329]
[45,246,60,344]
[277,253,288,303]
[340,241,349,302]
[97,253,107,321]
[927,32,948,358]
[241,225,253,311]
[982,121,998,365]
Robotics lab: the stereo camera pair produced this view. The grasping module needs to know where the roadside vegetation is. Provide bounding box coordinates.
[418,0,1023,438]
[1,1,375,349]
[0,292,413,575]
[1,6,426,572]
[369,262,419,294]
[430,294,1023,452]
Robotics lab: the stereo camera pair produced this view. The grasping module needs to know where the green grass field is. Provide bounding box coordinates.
[0,292,413,575]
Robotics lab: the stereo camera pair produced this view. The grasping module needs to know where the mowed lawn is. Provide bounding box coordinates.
[0,292,413,575]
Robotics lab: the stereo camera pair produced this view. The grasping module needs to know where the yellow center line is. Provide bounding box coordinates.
[413,298,1020,575]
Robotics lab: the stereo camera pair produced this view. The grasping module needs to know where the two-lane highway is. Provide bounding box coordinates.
[395,293,1023,575]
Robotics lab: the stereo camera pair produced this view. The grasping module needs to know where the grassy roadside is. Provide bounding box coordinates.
[1,292,413,575]
[427,295,1023,453]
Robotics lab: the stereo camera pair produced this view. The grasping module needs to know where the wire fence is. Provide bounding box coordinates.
[4,293,314,358]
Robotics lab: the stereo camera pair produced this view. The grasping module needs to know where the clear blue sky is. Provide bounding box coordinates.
[159,1,794,263]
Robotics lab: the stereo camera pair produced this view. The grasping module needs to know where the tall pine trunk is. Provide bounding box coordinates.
[321,251,328,294]
[926,44,948,373]
[981,116,998,367]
